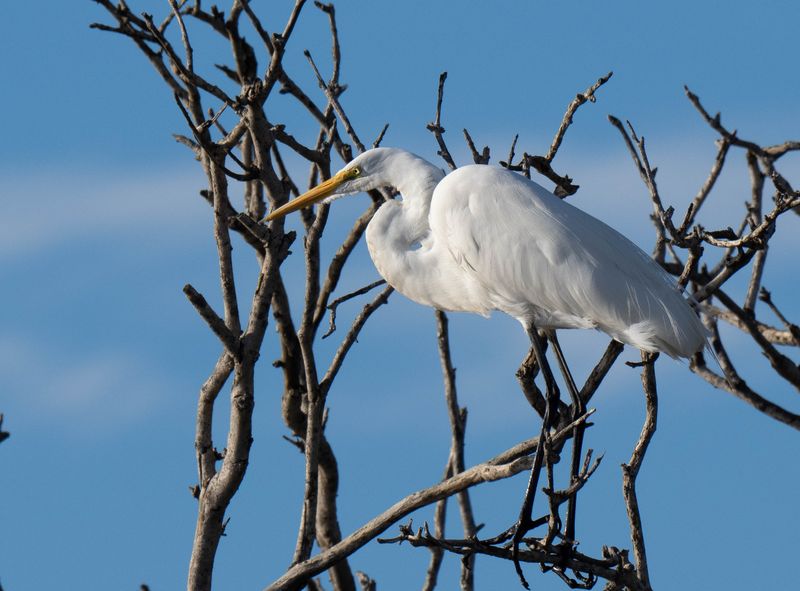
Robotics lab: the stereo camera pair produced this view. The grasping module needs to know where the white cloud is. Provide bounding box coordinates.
[0,335,171,432]
[0,166,211,261]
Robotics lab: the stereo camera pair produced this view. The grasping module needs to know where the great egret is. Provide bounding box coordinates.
[266,147,706,584]
[267,147,705,358]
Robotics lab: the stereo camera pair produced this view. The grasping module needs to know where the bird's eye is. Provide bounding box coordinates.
[349,167,361,178]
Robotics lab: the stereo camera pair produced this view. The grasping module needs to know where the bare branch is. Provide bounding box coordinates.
[320,286,394,394]
[546,71,613,162]
[313,202,381,331]
[167,0,193,72]
[579,339,625,406]
[679,138,731,232]
[676,244,703,291]
[691,319,800,430]
[435,310,477,589]
[140,13,236,108]
[0,414,9,445]
[699,195,799,249]
[356,571,376,591]
[684,86,797,195]
[322,280,386,339]
[423,458,452,591]
[372,123,390,148]
[621,352,658,590]
[238,0,275,54]
[607,116,668,261]
[704,303,798,346]
[92,3,188,99]
[262,0,309,95]
[463,129,490,164]
[759,288,800,343]
[501,134,519,170]
[183,284,240,356]
[377,524,644,591]
[304,50,365,153]
[714,289,800,387]
[263,415,593,591]
[265,452,532,590]
[195,353,234,487]
[426,72,457,171]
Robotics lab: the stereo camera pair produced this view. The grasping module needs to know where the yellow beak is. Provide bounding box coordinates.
[264,169,350,222]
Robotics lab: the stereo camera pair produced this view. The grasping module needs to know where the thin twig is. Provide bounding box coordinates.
[320,286,394,395]
[141,12,236,107]
[305,50,365,153]
[759,288,800,343]
[690,318,800,430]
[463,129,490,164]
[167,0,193,72]
[607,116,668,261]
[684,86,798,195]
[714,289,800,386]
[313,203,382,331]
[426,72,457,171]
[372,123,390,148]
[322,280,387,338]
[621,351,658,591]
[435,310,477,590]
[679,138,730,232]
[183,284,239,356]
[423,458,453,591]
[704,302,799,346]
[546,71,613,161]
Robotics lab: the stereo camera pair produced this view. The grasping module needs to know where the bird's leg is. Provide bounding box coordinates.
[546,330,584,548]
[511,326,560,589]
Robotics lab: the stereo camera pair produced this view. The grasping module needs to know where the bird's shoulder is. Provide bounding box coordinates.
[428,165,673,290]
[430,166,575,264]
[435,165,555,205]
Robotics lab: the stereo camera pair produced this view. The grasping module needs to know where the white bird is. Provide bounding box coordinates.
[266,147,706,359]
[266,147,707,585]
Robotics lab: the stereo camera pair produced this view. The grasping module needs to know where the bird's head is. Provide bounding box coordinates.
[264,148,390,222]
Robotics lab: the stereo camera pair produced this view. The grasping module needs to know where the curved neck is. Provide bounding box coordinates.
[368,153,443,254]
[365,154,488,314]
[376,150,444,227]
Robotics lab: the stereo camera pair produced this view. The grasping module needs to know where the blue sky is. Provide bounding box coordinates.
[2,1,799,590]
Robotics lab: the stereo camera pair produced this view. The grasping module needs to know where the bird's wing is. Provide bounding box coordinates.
[430,165,705,356]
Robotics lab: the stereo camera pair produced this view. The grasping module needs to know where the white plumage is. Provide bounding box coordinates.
[267,147,706,358]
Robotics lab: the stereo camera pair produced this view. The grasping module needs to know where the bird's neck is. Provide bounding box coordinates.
[366,199,439,309]
[372,154,443,246]
[366,158,490,313]
[364,156,440,304]
[384,154,444,222]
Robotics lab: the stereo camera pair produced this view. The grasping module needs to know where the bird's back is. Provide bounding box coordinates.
[430,165,707,358]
